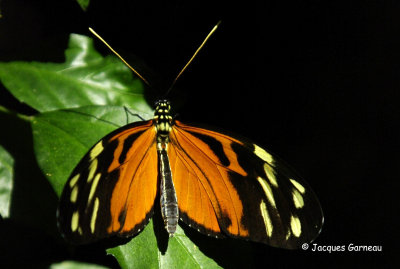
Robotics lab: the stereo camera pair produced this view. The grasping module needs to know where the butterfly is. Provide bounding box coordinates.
[57,23,323,250]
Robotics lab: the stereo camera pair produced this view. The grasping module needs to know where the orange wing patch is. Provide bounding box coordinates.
[168,138,221,236]
[170,121,250,238]
[107,124,158,235]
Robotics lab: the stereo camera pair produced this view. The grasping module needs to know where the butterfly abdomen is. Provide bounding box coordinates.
[158,144,179,235]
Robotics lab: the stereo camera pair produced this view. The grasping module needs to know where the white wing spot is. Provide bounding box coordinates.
[290,178,306,194]
[290,215,301,237]
[257,177,277,208]
[90,141,104,160]
[264,163,278,187]
[292,189,304,209]
[259,200,273,237]
[71,211,79,232]
[90,197,100,234]
[69,174,80,188]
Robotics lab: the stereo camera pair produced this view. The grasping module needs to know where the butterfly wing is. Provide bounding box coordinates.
[57,120,158,244]
[169,120,323,249]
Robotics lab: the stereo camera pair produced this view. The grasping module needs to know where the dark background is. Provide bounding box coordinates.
[0,0,396,267]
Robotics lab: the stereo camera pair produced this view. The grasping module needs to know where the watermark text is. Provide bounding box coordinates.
[301,243,382,253]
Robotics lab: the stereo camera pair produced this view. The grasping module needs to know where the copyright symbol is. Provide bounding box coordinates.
[302,243,309,250]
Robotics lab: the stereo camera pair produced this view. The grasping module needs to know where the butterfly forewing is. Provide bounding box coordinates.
[57,120,158,244]
[169,121,323,249]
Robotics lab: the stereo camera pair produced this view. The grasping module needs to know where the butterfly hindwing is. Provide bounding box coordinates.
[57,120,158,244]
[169,121,323,249]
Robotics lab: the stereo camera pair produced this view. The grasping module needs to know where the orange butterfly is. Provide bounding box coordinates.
[57,23,323,249]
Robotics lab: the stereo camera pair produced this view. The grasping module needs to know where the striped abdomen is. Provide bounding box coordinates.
[158,142,179,235]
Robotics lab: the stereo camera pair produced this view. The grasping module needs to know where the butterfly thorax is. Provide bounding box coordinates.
[154,100,173,144]
[154,99,179,236]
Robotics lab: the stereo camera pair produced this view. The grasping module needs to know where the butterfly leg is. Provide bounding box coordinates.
[124,106,146,124]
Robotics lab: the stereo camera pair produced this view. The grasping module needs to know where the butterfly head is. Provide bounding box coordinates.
[154,99,170,109]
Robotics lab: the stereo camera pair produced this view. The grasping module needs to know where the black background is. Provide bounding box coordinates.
[0,0,395,267]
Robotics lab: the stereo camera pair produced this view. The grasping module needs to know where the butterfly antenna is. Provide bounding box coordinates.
[165,21,221,96]
[89,27,151,87]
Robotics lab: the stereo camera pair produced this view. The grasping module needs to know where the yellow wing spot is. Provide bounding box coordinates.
[285,229,291,240]
[69,174,80,188]
[78,227,83,235]
[87,159,98,183]
[292,189,304,209]
[88,173,101,205]
[290,178,306,194]
[264,163,278,187]
[257,177,277,208]
[90,141,104,160]
[290,215,301,237]
[259,200,273,237]
[70,185,78,203]
[90,197,100,234]
[254,145,274,164]
[71,211,79,232]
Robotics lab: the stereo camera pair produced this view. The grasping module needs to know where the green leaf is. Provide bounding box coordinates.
[107,221,221,269]
[76,0,90,11]
[0,107,61,265]
[107,220,159,269]
[0,145,14,218]
[0,34,151,114]
[50,260,109,269]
